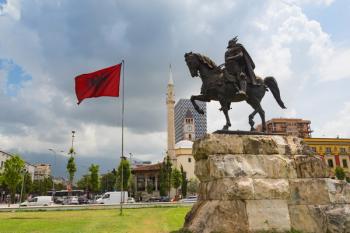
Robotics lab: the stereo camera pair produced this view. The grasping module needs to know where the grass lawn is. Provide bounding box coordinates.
[0,207,190,233]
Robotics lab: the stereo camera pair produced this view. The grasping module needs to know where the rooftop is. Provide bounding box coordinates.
[175,140,193,149]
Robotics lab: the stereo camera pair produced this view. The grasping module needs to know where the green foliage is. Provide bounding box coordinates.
[77,175,90,191]
[32,177,53,196]
[335,166,346,180]
[116,159,131,191]
[187,178,199,195]
[346,177,350,183]
[66,156,77,184]
[100,171,116,192]
[89,164,99,193]
[3,154,25,203]
[171,168,182,194]
[180,165,187,197]
[159,156,172,196]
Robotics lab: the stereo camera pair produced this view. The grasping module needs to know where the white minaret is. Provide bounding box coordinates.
[166,64,176,164]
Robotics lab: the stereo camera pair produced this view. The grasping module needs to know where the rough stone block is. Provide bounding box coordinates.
[294,154,329,178]
[253,179,290,199]
[289,179,330,205]
[326,179,350,204]
[288,205,327,233]
[183,200,249,233]
[206,154,297,179]
[204,177,254,200]
[246,200,291,232]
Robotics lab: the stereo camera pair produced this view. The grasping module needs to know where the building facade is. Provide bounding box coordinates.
[0,150,35,180]
[34,163,52,181]
[175,99,207,143]
[256,118,312,138]
[131,163,161,201]
[175,140,196,180]
[304,138,350,177]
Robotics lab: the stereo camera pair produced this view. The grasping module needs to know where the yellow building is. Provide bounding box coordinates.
[304,138,350,176]
[175,140,196,180]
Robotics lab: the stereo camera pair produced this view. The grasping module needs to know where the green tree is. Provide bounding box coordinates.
[171,168,182,196]
[187,178,199,195]
[66,156,77,186]
[180,165,188,197]
[159,156,172,196]
[32,177,53,196]
[100,171,116,192]
[77,175,90,191]
[3,155,25,203]
[335,167,346,180]
[116,159,131,191]
[89,164,99,194]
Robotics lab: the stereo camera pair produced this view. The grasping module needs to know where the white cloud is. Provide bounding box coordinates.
[0,0,21,20]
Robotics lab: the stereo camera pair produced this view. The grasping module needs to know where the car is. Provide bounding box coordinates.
[147,197,160,202]
[159,196,171,202]
[96,191,129,204]
[20,196,54,207]
[78,196,89,204]
[127,197,135,203]
[63,196,79,205]
[179,195,198,203]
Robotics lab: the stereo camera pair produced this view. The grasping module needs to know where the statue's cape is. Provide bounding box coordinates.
[236,43,256,83]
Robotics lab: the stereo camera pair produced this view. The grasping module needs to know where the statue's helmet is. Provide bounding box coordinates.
[227,36,238,48]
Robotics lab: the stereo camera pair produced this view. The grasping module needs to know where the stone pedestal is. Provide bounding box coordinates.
[183,134,350,233]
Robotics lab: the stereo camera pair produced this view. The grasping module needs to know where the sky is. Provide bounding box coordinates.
[0,0,350,175]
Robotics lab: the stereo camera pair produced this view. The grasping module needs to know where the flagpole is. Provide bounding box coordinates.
[120,59,125,216]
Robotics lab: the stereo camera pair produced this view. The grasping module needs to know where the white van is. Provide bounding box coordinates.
[96,191,128,205]
[20,196,54,207]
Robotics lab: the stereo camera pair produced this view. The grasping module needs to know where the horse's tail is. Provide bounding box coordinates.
[264,76,286,109]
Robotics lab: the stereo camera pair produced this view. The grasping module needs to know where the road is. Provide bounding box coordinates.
[0,202,194,212]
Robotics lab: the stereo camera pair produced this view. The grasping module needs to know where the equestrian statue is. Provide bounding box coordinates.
[184,36,286,132]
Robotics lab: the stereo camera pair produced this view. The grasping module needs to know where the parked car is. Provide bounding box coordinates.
[20,196,54,207]
[147,197,160,202]
[159,196,171,202]
[63,196,79,205]
[96,191,129,204]
[78,196,89,204]
[179,195,198,203]
[127,197,135,203]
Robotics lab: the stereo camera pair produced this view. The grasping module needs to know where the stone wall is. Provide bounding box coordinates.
[183,134,350,233]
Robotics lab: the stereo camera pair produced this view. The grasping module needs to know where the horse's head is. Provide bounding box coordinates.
[184,52,200,78]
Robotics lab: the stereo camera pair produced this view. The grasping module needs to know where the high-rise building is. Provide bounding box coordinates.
[256,118,312,138]
[175,99,207,143]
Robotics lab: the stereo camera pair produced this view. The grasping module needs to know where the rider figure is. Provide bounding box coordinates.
[224,36,257,98]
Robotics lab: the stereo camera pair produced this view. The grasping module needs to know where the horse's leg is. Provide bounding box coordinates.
[190,95,209,114]
[246,95,265,132]
[258,106,266,132]
[219,99,231,131]
[248,109,259,131]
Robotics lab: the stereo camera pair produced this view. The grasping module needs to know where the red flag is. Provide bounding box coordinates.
[74,63,122,104]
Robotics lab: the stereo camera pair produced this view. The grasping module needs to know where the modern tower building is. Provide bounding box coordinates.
[175,99,207,143]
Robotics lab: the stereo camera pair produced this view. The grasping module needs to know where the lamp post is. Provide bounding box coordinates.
[19,168,26,208]
[48,149,57,199]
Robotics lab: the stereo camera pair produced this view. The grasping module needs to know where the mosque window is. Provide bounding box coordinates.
[325,147,331,154]
[188,158,192,163]
[340,148,346,154]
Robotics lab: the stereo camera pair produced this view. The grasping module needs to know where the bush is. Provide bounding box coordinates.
[335,167,346,180]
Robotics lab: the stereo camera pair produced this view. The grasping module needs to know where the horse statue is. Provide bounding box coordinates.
[184,52,286,131]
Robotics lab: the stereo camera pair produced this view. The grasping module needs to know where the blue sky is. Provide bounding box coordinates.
[304,0,350,45]
[0,59,32,96]
[0,0,349,168]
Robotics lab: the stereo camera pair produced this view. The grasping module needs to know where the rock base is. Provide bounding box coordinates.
[183,134,350,233]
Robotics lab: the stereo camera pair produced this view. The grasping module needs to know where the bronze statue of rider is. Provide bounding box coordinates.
[224,36,257,98]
